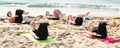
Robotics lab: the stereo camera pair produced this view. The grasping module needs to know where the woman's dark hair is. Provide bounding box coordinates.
[7,11,11,17]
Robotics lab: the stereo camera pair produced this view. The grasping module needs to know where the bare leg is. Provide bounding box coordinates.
[23,12,29,15]
[77,12,90,18]
[85,12,90,16]
[29,22,39,38]
[107,19,116,26]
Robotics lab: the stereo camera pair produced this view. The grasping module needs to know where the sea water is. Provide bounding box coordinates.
[0,0,120,17]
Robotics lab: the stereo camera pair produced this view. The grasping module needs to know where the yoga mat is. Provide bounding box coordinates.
[98,37,119,43]
[20,32,59,45]
[83,32,119,43]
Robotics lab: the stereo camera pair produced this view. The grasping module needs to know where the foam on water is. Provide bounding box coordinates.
[0,7,120,17]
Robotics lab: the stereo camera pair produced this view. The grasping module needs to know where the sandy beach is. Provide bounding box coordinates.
[1,0,120,48]
[0,14,120,48]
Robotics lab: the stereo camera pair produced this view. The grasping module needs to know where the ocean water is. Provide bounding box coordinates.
[0,7,120,17]
[0,0,120,8]
[0,0,120,17]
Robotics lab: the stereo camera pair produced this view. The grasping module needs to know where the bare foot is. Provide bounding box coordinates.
[77,11,90,18]
[108,19,116,26]
[85,11,90,16]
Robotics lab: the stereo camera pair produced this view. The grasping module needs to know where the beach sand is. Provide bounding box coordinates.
[0,16,120,48]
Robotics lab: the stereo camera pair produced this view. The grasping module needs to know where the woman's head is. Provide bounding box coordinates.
[88,21,94,31]
[68,15,72,19]
[7,11,12,17]
[45,11,50,16]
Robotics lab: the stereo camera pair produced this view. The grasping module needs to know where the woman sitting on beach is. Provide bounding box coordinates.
[68,12,90,25]
[29,21,56,40]
[7,9,29,23]
[87,19,116,38]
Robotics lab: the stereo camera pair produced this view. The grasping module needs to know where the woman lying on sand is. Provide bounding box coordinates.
[68,12,90,25]
[45,9,62,20]
[29,21,56,40]
[7,9,29,23]
[87,19,116,38]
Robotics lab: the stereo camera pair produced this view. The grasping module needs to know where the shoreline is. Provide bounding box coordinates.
[0,7,120,17]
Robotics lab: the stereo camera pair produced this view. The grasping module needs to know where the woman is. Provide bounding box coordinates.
[7,9,29,23]
[30,21,56,40]
[48,9,62,20]
[87,19,116,38]
[68,12,90,25]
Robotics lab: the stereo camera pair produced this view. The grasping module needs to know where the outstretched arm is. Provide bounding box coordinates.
[86,31,101,37]
[23,12,29,15]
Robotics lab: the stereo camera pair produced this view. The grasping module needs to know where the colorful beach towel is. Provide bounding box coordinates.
[20,32,59,45]
[99,37,119,43]
[70,17,76,22]
[83,32,119,43]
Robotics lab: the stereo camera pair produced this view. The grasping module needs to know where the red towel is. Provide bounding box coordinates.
[83,32,119,43]
[98,37,119,43]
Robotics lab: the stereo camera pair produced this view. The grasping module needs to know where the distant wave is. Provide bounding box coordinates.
[0,0,120,10]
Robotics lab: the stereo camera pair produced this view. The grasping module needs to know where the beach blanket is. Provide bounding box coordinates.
[20,32,59,45]
[83,32,119,43]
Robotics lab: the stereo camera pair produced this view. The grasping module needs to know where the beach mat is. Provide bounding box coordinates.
[20,32,59,45]
[83,32,119,43]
